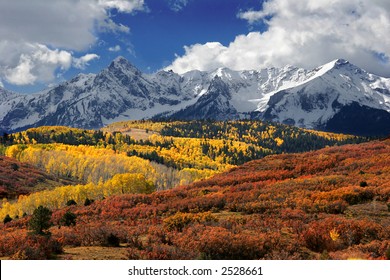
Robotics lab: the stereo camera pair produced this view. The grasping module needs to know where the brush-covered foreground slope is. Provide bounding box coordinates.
[1,138,389,260]
[0,156,74,199]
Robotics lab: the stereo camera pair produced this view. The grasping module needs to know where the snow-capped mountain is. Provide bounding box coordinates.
[0,57,200,132]
[170,76,240,120]
[260,59,390,135]
[0,57,390,136]
[0,87,19,103]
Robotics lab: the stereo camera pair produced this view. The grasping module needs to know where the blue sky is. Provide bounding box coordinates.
[93,0,266,74]
[0,0,390,94]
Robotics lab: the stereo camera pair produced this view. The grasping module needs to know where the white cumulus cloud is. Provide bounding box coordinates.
[5,56,36,86]
[0,0,145,86]
[2,43,72,86]
[167,42,227,72]
[237,10,265,25]
[73,54,100,70]
[98,0,144,13]
[168,0,390,77]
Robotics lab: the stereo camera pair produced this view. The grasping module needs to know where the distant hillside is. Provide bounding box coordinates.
[1,138,389,260]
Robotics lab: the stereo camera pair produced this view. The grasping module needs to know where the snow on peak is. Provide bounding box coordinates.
[333,58,349,65]
[314,59,343,76]
[210,67,242,81]
[69,73,95,85]
[315,58,367,76]
[108,56,141,75]
[0,87,18,103]
[112,56,129,64]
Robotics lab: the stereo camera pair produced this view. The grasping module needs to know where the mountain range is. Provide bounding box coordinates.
[1,57,390,136]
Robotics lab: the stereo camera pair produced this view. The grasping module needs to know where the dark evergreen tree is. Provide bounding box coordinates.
[28,206,52,235]
[60,211,77,227]
[66,199,77,206]
[3,214,12,224]
[84,198,94,206]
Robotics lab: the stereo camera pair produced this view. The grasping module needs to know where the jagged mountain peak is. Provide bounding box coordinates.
[111,55,133,66]
[210,67,244,82]
[313,58,365,76]
[107,56,142,76]
[113,55,128,63]
[333,58,349,65]
[169,75,238,121]
[0,87,19,103]
[325,58,350,67]
[331,58,366,73]
[93,56,149,93]
[260,58,390,135]
[155,69,180,78]
[208,76,230,95]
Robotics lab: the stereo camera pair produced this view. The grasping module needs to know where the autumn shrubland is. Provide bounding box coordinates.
[0,121,388,260]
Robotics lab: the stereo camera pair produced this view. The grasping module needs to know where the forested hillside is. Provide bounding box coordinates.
[0,122,388,260]
[0,156,75,200]
[0,121,367,220]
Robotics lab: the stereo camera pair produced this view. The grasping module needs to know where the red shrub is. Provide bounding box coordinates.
[195,227,267,260]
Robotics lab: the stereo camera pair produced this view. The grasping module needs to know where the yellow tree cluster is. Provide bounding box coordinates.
[144,134,266,170]
[4,143,219,191]
[0,173,154,220]
[6,144,155,184]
